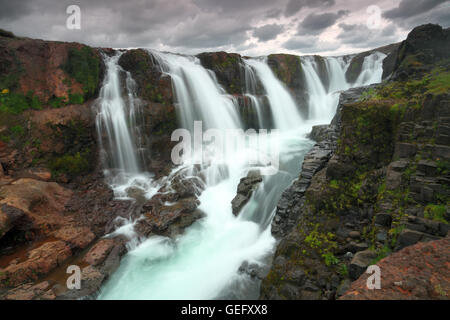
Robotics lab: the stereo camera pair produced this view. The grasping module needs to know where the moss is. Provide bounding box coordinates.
[370,244,392,265]
[62,46,100,99]
[50,150,90,177]
[424,204,448,224]
[322,252,339,267]
[48,96,66,109]
[0,91,42,114]
[68,93,84,105]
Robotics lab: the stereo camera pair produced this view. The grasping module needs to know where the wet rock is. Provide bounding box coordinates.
[231,170,262,215]
[309,124,336,142]
[136,195,203,238]
[83,239,115,266]
[53,226,96,250]
[238,261,266,280]
[0,240,72,287]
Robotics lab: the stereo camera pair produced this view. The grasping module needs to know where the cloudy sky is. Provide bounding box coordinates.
[0,0,449,56]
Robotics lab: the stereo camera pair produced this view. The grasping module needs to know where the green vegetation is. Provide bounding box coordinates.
[50,150,91,177]
[68,93,84,105]
[0,90,42,114]
[62,46,100,98]
[217,55,238,70]
[424,204,448,224]
[268,54,302,85]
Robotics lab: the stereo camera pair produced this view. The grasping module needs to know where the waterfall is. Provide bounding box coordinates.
[96,53,158,199]
[148,51,241,131]
[301,52,386,123]
[98,49,387,300]
[244,58,304,130]
[240,61,267,129]
[353,52,387,87]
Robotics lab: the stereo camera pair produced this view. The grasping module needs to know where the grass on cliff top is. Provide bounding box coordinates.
[360,62,450,105]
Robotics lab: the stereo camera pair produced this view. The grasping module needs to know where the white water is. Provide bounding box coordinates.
[301,52,386,123]
[149,51,241,131]
[98,50,386,300]
[353,52,387,87]
[245,58,304,130]
[96,53,158,200]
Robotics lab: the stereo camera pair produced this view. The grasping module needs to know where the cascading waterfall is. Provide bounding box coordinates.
[149,51,241,131]
[96,53,158,199]
[98,50,387,300]
[244,58,304,130]
[302,52,387,123]
[353,52,387,87]
[241,61,267,129]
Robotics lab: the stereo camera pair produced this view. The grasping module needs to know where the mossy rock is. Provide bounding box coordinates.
[62,46,101,99]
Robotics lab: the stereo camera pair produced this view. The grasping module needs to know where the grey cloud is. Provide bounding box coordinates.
[253,24,284,41]
[283,36,337,53]
[298,10,349,35]
[283,36,316,50]
[383,0,447,19]
[284,0,335,17]
[337,23,400,49]
[384,3,450,30]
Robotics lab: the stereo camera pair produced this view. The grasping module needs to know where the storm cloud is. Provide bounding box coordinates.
[253,24,285,41]
[297,10,349,35]
[0,0,448,56]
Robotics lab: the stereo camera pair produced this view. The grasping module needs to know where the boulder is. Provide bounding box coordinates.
[340,236,450,299]
[0,240,72,287]
[349,249,377,280]
[53,226,95,250]
[0,204,25,239]
[395,229,440,251]
[375,213,392,227]
[3,281,56,300]
[231,170,262,215]
[83,239,115,266]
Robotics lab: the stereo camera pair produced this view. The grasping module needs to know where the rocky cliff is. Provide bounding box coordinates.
[261,24,450,300]
[0,24,448,300]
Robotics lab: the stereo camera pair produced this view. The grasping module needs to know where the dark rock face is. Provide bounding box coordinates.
[348,250,377,280]
[261,24,450,299]
[231,170,262,215]
[197,52,244,95]
[118,49,178,178]
[340,236,450,300]
[392,24,450,80]
[267,54,308,118]
[345,43,400,83]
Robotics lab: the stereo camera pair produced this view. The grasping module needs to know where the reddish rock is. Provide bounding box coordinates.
[340,236,450,300]
[53,226,95,250]
[27,168,52,181]
[83,239,115,266]
[3,281,56,300]
[0,178,73,239]
[0,240,71,287]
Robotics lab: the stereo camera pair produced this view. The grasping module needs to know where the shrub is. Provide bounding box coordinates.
[50,151,90,177]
